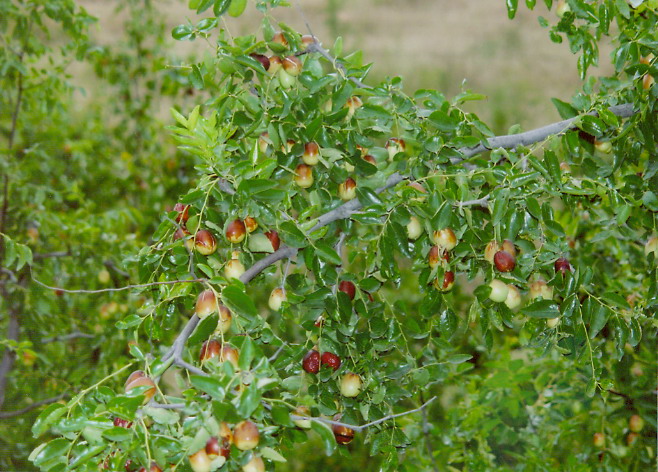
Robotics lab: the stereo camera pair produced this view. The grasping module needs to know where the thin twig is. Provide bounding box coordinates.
[31,276,205,294]
[306,42,370,90]
[267,344,286,362]
[290,396,437,433]
[104,259,130,278]
[456,195,490,209]
[0,392,68,419]
[420,392,440,472]
[174,359,206,376]
[42,332,95,343]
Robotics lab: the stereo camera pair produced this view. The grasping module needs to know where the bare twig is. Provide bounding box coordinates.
[290,396,437,433]
[150,402,186,410]
[0,392,68,419]
[456,195,490,209]
[267,344,286,362]
[42,332,95,343]
[31,276,205,294]
[420,393,440,472]
[0,308,20,410]
[306,42,370,90]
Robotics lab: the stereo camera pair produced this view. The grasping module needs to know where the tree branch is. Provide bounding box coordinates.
[33,251,71,260]
[460,103,636,158]
[0,392,68,419]
[455,195,490,209]
[42,331,95,343]
[290,396,437,433]
[31,276,205,294]
[306,42,370,90]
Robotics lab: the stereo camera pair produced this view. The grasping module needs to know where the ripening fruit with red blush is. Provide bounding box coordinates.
[244,216,258,233]
[593,432,605,448]
[629,414,644,433]
[338,281,356,300]
[195,290,217,319]
[234,421,260,450]
[338,177,357,201]
[249,53,270,71]
[501,239,517,257]
[345,96,362,120]
[272,32,288,47]
[301,34,316,50]
[283,55,302,76]
[494,250,515,272]
[173,203,189,223]
[189,449,211,472]
[226,219,246,244]
[124,375,156,403]
[428,246,450,269]
[627,432,639,446]
[321,352,341,371]
[554,257,571,274]
[265,230,280,251]
[199,339,221,362]
[294,164,314,188]
[302,349,320,374]
[386,138,406,160]
[484,240,501,264]
[333,415,355,445]
[113,417,133,428]
[268,287,286,311]
[173,227,194,251]
[433,228,457,251]
[433,271,455,292]
[363,154,376,165]
[303,141,320,165]
[267,56,282,74]
[194,230,217,255]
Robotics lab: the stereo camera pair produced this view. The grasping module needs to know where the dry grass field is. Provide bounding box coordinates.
[79,0,615,134]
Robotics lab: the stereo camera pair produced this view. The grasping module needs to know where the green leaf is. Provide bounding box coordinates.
[102,426,133,442]
[279,221,307,248]
[522,300,560,318]
[271,405,294,427]
[311,421,336,456]
[236,383,261,418]
[642,191,658,211]
[32,404,67,438]
[30,438,69,467]
[551,98,577,119]
[428,110,459,132]
[589,303,610,338]
[222,285,257,319]
[356,187,382,207]
[446,354,473,364]
[315,242,342,265]
[260,446,288,462]
[190,375,225,400]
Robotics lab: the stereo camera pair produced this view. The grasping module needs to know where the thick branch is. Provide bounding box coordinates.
[460,103,636,158]
[0,392,68,419]
[159,105,638,379]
